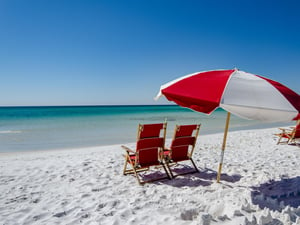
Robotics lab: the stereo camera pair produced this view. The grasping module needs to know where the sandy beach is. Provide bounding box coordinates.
[1,127,300,225]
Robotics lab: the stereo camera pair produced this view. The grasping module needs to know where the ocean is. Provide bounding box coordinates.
[0,105,292,152]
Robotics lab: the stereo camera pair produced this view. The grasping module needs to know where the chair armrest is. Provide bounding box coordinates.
[278,128,292,133]
[121,145,135,154]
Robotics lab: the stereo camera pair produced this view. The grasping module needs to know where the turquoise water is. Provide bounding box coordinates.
[0,105,293,152]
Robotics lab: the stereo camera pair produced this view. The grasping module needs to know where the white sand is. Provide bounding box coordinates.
[1,128,300,225]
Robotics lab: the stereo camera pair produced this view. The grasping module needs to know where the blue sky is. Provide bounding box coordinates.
[0,0,299,106]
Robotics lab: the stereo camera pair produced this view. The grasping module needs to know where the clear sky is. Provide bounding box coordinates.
[0,0,299,106]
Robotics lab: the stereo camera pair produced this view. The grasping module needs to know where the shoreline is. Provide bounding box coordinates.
[0,123,293,155]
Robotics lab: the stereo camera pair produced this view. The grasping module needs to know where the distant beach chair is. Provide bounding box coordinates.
[163,124,201,178]
[122,123,171,185]
[275,120,300,146]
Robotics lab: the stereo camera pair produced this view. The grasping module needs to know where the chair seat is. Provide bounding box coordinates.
[281,133,291,138]
[163,149,170,156]
[128,154,136,161]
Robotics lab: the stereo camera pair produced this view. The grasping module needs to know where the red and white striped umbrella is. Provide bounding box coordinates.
[156,69,300,182]
[156,69,300,122]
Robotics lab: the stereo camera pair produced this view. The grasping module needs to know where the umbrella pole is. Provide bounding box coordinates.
[217,112,231,183]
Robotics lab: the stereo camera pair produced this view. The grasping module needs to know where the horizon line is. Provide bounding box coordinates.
[0,103,176,108]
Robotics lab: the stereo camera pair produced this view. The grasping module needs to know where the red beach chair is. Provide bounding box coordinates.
[275,120,300,146]
[164,124,201,178]
[122,123,171,185]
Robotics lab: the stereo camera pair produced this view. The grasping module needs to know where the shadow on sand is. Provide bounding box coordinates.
[251,176,300,211]
[153,165,242,187]
[197,167,242,183]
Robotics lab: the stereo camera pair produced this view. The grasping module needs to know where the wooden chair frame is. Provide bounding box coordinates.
[122,123,171,185]
[275,120,300,146]
[164,124,201,178]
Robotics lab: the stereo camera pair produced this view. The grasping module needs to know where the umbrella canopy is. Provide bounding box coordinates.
[156,69,300,182]
[156,69,300,122]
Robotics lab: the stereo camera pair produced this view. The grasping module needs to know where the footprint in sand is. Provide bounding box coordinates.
[53,211,67,218]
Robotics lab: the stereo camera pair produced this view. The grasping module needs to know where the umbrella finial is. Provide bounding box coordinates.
[233,67,239,71]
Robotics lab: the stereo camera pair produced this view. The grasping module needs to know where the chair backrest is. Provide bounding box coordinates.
[137,123,167,139]
[135,123,167,167]
[173,124,199,138]
[170,124,200,161]
[136,137,164,167]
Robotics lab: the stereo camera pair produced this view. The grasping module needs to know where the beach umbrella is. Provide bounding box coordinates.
[155,69,300,182]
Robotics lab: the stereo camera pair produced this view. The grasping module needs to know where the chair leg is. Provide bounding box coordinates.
[132,168,171,185]
[125,163,169,185]
[124,157,171,185]
[124,155,144,185]
[289,138,300,146]
[190,158,199,172]
[165,158,199,178]
[164,161,174,178]
[161,162,172,179]
[277,136,289,145]
[123,154,148,176]
[131,166,143,185]
[276,136,282,145]
[123,155,130,175]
